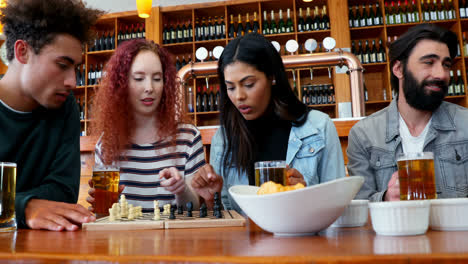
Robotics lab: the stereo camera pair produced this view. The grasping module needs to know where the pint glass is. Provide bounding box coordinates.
[0,162,16,232]
[254,160,287,186]
[397,152,436,200]
[92,165,120,217]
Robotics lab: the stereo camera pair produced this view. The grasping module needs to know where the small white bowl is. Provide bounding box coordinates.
[229,176,364,236]
[430,198,468,231]
[331,199,369,227]
[369,200,430,236]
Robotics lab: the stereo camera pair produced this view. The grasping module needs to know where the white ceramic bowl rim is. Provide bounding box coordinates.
[229,176,364,198]
[431,198,468,205]
[349,199,369,205]
[369,200,430,208]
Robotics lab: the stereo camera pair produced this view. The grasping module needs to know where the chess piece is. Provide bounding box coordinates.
[200,203,207,218]
[186,201,193,217]
[177,204,183,215]
[169,205,176,219]
[109,208,116,221]
[153,206,161,220]
[163,204,171,215]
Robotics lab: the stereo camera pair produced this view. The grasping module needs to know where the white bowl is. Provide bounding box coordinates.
[331,199,369,227]
[228,176,364,236]
[369,200,430,236]
[430,198,468,231]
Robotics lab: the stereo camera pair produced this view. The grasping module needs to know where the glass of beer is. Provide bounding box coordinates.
[254,160,287,187]
[92,165,120,217]
[397,152,436,200]
[0,162,17,232]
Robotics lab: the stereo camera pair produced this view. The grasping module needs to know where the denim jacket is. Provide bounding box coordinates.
[347,100,468,201]
[210,110,346,212]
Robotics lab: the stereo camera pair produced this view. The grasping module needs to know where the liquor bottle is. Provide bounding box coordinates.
[349,7,354,28]
[430,0,438,21]
[448,70,455,95]
[460,0,466,18]
[438,0,446,20]
[245,13,252,34]
[131,24,137,39]
[286,8,294,32]
[195,18,201,41]
[201,17,208,40]
[364,84,369,101]
[351,40,357,57]
[208,85,215,111]
[141,23,146,39]
[229,15,236,38]
[169,23,175,44]
[214,16,220,39]
[375,3,382,25]
[301,85,308,104]
[220,16,226,38]
[202,86,208,112]
[314,6,321,30]
[117,25,124,43]
[187,87,194,113]
[305,7,312,31]
[262,11,270,35]
[80,65,86,86]
[76,66,82,87]
[237,14,244,37]
[367,4,374,26]
[110,31,115,49]
[456,69,463,95]
[370,39,377,63]
[358,40,364,63]
[377,39,385,62]
[423,0,430,21]
[187,20,192,41]
[88,64,94,85]
[397,1,406,24]
[384,2,390,24]
[360,4,367,27]
[175,21,182,43]
[270,10,278,34]
[278,9,285,33]
[182,21,188,42]
[316,85,322,105]
[215,85,220,111]
[209,17,215,40]
[253,12,260,33]
[329,85,335,104]
[196,86,202,112]
[322,6,330,29]
[363,40,370,64]
[448,0,455,19]
[353,5,361,27]
[310,86,316,105]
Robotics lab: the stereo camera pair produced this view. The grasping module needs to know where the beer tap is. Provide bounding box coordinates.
[304,39,317,81]
[323,37,336,79]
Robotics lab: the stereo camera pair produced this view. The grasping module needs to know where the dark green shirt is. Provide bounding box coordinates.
[0,94,80,228]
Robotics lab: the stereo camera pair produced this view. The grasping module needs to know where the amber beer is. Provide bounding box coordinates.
[0,162,16,231]
[254,161,287,186]
[92,166,120,217]
[397,152,436,200]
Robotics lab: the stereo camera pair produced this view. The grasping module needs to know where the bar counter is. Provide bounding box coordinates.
[1,220,467,263]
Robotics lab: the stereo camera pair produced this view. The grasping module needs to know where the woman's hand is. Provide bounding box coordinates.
[160,167,186,195]
[191,164,223,208]
[286,165,307,186]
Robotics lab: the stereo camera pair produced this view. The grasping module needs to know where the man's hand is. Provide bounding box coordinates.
[87,179,125,212]
[191,164,223,207]
[286,165,307,186]
[25,199,96,231]
[384,171,400,201]
[160,167,186,195]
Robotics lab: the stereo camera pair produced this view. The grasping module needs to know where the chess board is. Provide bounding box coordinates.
[82,210,245,231]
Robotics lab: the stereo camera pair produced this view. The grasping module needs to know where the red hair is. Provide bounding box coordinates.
[91,39,186,164]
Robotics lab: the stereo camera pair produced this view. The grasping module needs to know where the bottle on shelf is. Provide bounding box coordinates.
[202,86,208,112]
[367,4,374,27]
[378,39,386,62]
[313,6,321,30]
[176,56,182,71]
[449,70,455,95]
[298,8,305,32]
[360,4,367,27]
[187,87,194,113]
[270,10,278,34]
[438,0,446,20]
[305,7,312,31]
[375,3,383,25]
[460,0,467,18]
[88,64,94,86]
[286,8,294,33]
[196,86,202,112]
[262,10,270,35]
[253,12,260,34]
[370,39,377,63]
[229,14,236,38]
[278,9,285,33]
[215,85,220,111]
[245,13,252,34]
[208,85,215,111]
[237,14,244,37]
[169,23,175,44]
[195,18,201,41]
[209,17,215,40]
[76,66,82,87]
[349,6,355,28]
[353,5,361,27]
[456,69,464,95]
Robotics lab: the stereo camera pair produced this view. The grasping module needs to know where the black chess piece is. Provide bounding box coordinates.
[177,204,183,215]
[169,205,176,219]
[186,201,193,217]
[213,202,219,216]
[200,203,207,218]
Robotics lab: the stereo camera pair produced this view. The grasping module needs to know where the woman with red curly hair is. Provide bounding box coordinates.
[87,39,206,212]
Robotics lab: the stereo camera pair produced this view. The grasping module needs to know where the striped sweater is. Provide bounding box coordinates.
[95,124,206,211]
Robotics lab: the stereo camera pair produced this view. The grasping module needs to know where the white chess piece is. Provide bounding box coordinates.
[109,208,116,222]
[163,204,171,215]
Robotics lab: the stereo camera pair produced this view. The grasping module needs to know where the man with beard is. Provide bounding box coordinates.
[347,23,468,201]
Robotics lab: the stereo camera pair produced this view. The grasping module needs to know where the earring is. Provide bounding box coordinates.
[272,79,276,85]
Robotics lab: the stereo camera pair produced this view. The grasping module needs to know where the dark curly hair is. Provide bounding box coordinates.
[0,0,104,61]
[90,39,187,164]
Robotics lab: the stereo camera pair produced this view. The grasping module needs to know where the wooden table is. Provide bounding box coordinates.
[1,220,467,264]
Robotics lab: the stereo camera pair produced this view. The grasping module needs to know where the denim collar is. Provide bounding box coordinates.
[386,99,456,143]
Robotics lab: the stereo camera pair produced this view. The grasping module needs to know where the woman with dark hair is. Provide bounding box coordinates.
[87,39,206,212]
[192,33,346,211]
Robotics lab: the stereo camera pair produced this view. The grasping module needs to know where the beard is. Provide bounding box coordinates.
[402,68,448,112]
